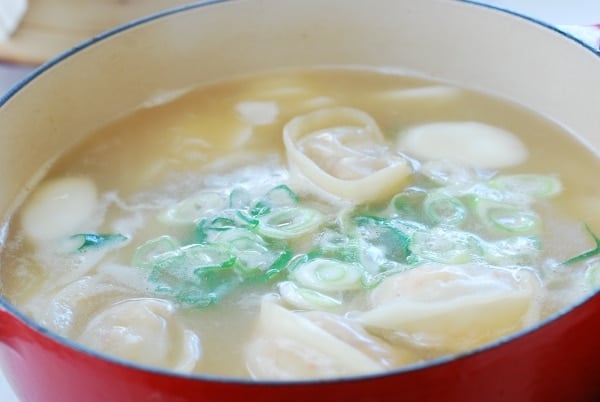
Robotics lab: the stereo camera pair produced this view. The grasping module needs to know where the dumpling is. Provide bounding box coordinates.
[283,107,411,203]
[299,310,417,369]
[244,298,395,380]
[357,263,542,351]
[78,298,201,373]
[24,276,128,337]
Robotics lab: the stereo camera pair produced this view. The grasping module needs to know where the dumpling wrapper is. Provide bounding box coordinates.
[357,263,541,351]
[245,299,386,380]
[300,310,415,369]
[78,298,201,373]
[25,276,128,337]
[283,107,411,203]
[397,121,528,169]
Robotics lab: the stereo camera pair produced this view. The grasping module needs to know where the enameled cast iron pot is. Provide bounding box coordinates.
[0,1,599,401]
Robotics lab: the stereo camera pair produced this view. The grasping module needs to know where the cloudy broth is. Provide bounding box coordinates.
[1,68,599,379]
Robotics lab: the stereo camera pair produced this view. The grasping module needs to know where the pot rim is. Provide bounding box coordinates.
[0,0,599,386]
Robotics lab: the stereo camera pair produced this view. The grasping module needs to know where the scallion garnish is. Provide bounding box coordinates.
[158,191,226,225]
[70,233,128,253]
[473,198,541,235]
[290,257,363,292]
[251,184,299,217]
[278,281,342,310]
[489,174,562,199]
[409,227,483,264]
[584,260,600,290]
[562,224,600,265]
[257,207,323,239]
[127,167,567,308]
[423,191,467,226]
[354,215,411,264]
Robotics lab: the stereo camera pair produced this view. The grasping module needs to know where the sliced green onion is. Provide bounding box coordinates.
[170,262,241,307]
[420,160,475,187]
[261,249,294,280]
[278,281,342,310]
[265,184,299,206]
[474,198,541,234]
[584,259,600,290]
[229,187,252,209]
[212,227,264,244]
[360,268,406,289]
[291,257,363,292]
[150,243,236,278]
[186,243,237,272]
[489,174,562,199]
[212,227,291,280]
[69,233,128,253]
[207,216,238,231]
[149,243,238,307]
[194,219,210,243]
[465,182,534,207]
[235,210,259,228]
[387,219,428,237]
[355,215,411,264]
[251,184,299,216]
[360,270,386,289]
[484,236,541,266]
[132,235,179,268]
[389,189,425,220]
[230,237,278,274]
[195,211,257,242]
[487,207,540,234]
[315,229,361,263]
[257,207,322,239]
[562,224,600,265]
[409,227,483,264]
[159,191,226,225]
[423,191,467,226]
[175,278,240,307]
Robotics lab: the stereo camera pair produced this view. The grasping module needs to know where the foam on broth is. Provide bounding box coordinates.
[1,68,599,379]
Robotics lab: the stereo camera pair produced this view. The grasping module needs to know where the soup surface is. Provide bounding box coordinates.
[1,68,600,379]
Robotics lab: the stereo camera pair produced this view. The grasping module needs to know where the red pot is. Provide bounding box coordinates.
[1,1,599,401]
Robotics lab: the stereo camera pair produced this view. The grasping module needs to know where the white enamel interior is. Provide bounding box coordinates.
[0,0,599,217]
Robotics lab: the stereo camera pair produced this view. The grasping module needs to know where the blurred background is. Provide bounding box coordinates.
[0,0,192,65]
[0,1,599,401]
[484,0,600,24]
[0,0,599,92]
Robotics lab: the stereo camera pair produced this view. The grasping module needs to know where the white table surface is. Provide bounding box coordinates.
[0,2,599,401]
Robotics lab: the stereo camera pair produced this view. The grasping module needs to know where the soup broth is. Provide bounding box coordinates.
[1,68,599,379]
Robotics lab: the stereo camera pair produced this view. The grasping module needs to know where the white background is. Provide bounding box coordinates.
[0,1,599,401]
[482,0,600,25]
